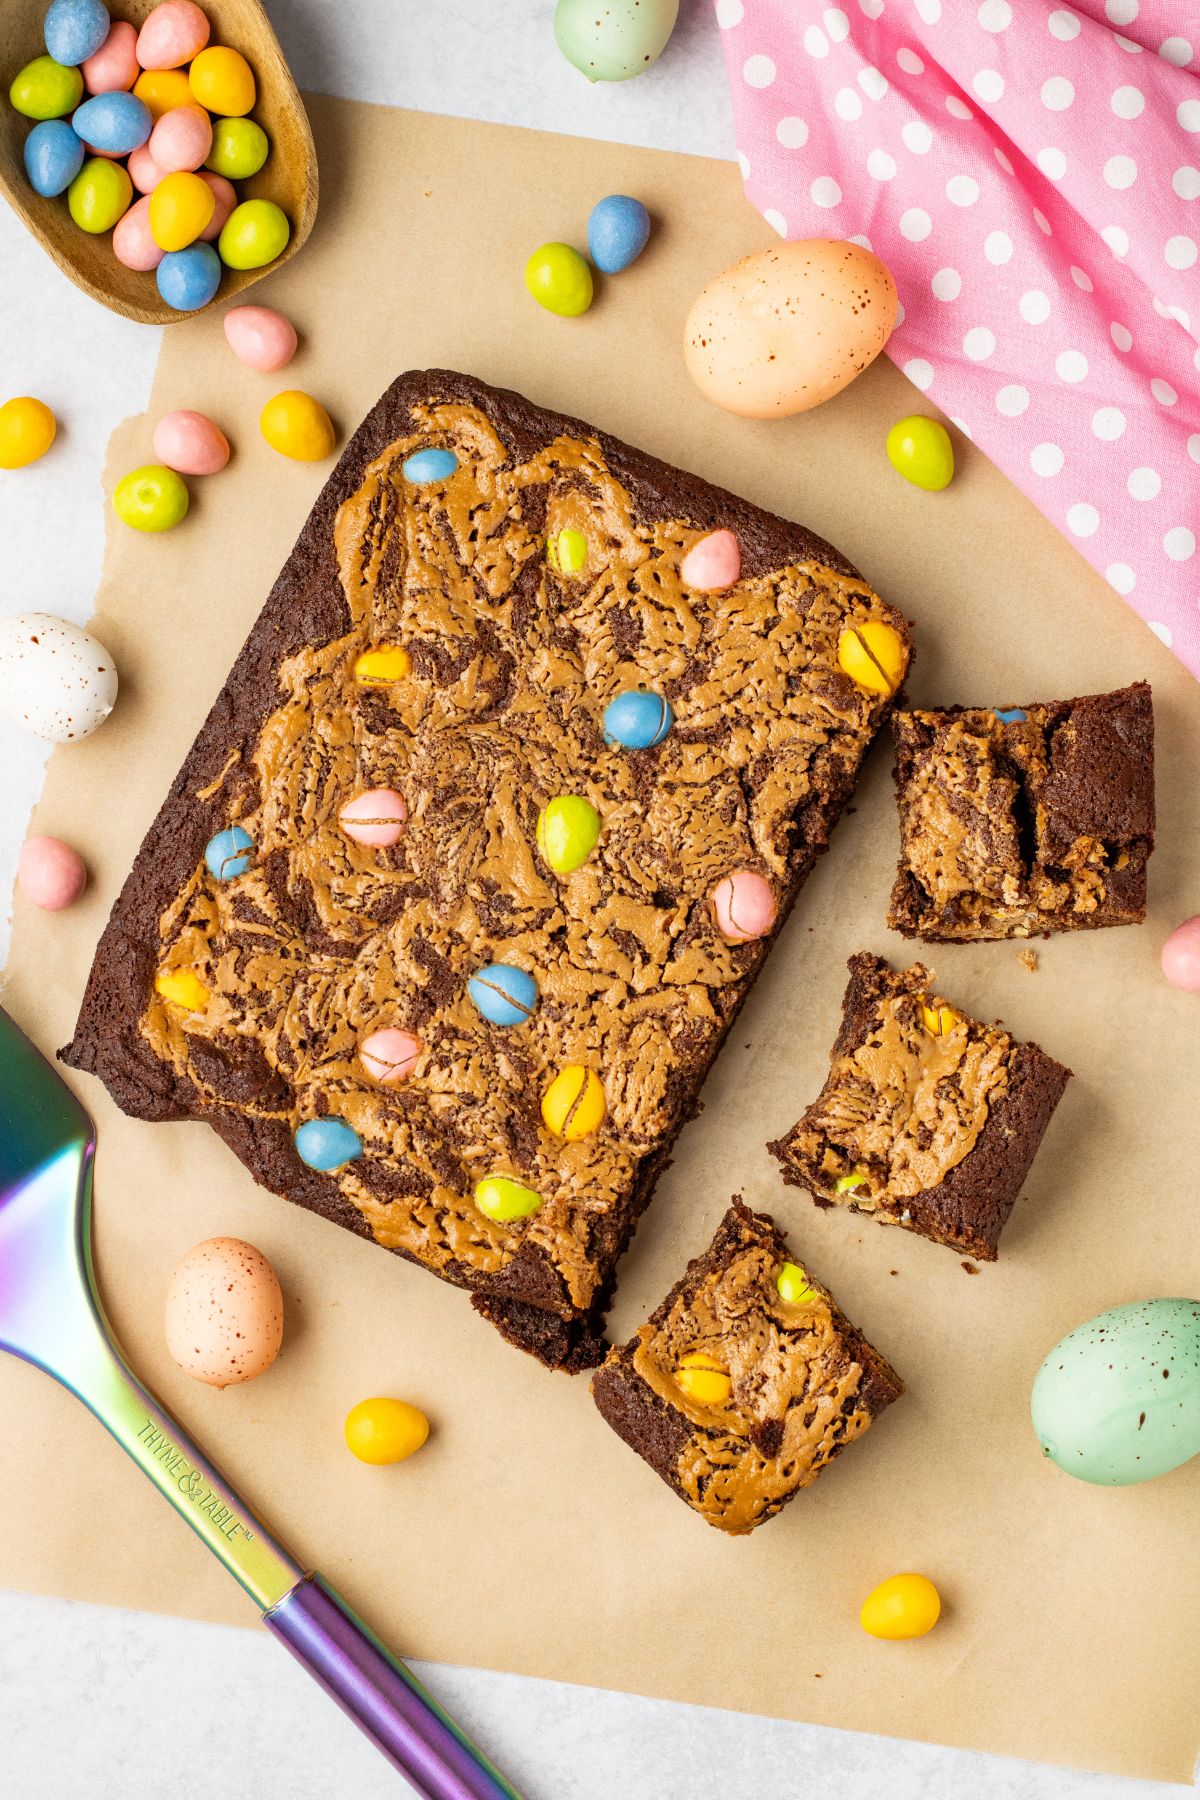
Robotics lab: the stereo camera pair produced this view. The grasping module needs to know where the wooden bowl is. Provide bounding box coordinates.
[0,0,317,324]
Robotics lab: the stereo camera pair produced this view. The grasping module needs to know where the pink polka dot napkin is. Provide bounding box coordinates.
[714,0,1200,678]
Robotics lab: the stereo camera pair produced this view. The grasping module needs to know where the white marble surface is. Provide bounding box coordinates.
[0,4,1194,1795]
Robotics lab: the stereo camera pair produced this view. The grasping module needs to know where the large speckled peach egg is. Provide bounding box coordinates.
[164,1237,284,1388]
[684,239,898,418]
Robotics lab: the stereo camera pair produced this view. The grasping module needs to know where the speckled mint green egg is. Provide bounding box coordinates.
[1032,1299,1200,1486]
[554,0,678,83]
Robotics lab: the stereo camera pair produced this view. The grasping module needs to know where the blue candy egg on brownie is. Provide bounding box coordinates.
[604,688,672,749]
[468,962,539,1026]
[402,447,458,484]
[295,1117,363,1172]
[205,825,254,881]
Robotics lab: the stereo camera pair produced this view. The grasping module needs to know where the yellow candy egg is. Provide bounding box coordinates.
[675,1350,732,1406]
[836,621,908,697]
[188,45,256,117]
[860,1573,942,1640]
[260,391,336,462]
[921,1003,957,1037]
[344,1397,430,1466]
[541,1066,606,1141]
[547,528,588,575]
[133,68,193,120]
[355,646,411,685]
[155,967,209,1011]
[475,1175,542,1223]
[0,397,56,470]
[775,1261,817,1305]
[887,415,955,492]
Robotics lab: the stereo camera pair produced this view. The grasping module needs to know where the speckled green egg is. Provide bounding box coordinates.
[554,0,679,82]
[1032,1298,1200,1485]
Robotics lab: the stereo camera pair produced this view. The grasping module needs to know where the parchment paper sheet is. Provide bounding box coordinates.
[3,95,1199,1785]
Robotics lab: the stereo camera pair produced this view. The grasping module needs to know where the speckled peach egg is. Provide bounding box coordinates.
[164,1237,284,1388]
[684,239,898,418]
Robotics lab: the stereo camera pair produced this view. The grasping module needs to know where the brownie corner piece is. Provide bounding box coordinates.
[769,952,1071,1261]
[591,1198,901,1533]
[887,681,1154,942]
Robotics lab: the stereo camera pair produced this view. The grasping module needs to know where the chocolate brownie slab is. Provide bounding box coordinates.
[63,370,913,1368]
[888,684,1154,941]
[770,953,1071,1260]
[592,1199,902,1533]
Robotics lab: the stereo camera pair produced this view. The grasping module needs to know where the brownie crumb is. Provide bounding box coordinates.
[1017,949,1039,972]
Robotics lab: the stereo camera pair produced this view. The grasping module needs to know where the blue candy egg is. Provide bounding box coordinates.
[604,688,673,749]
[467,963,539,1027]
[587,194,651,274]
[295,1117,363,1172]
[45,0,110,66]
[205,825,254,881]
[157,243,221,311]
[23,118,84,196]
[72,90,151,155]
[402,447,458,484]
[994,707,1028,723]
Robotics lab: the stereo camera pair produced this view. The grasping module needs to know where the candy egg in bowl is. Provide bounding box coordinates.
[0,0,316,323]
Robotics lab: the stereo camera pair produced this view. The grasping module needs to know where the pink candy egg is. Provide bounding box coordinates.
[127,143,165,193]
[18,836,86,911]
[223,304,299,372]
[680,529,741,592]
[152,409,230,475]
[339,789,408,847]
[81,19,139,94]
[148,103,212,174]
[113,196,164,271]
[711,869,777,943]
[360,1028,422,1084]
[197,170,236,240]
[1162,916,1200,992]
[135,1,211,70]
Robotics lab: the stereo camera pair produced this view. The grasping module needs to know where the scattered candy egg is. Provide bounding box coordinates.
[204,823,253,878]
[354,646,410,685]
[711,869,777,943]
[338,787,407,847]
[541,1066,606,1141]
[149,167,214,248]
[524,242,593,317]
[113,463,189,532]
[10,55,84,120]
[402,446,457,484]
[860,1574,942,1640]
[887,415,955,492]
[0,396,57,469]
[45,0,111,68]
[81,17,138,94]
[675,1351,731,1405]
[775,1261,817,1305]
[537,794,600,874]
[148,102,212,173]
[127,141,164,192]
[153,408,229,474]
[112,193,163,268]
[136,0,210,71]
[1032,1298,1200,1484]
[217,196,289,269]
[23,117,84,195]
[0,611,117,741]
[836,621,907,697]
[132,65,192,118]
[604,688,672,749]
[555,0,679,82]
[680,528,740,592]
[196,169,236,239]
[223,303,297,370]
[344,1397,430,1466]
[156,241,220,310]
[588,193,651,273]
[684,239,898,419]
[1161,916,1200,990]
[17,834,86,910]
[154,965,208,1010]
[359,1028,422,1085]
[164,1237,283,1389]
[72,90,151,155]
[260,390,335,460]
[467,963,539,1027]
[206,113,268,179]
[921,1003,957,1038]
[475,1176,542,1223]
[295,1116,363,1172]
[67,155,132,231]
[189,44,255,116]
[993,707,1027,723]
[546,527,587,575]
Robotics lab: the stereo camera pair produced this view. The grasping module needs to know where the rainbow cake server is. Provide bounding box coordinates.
[0,1004,521,1800]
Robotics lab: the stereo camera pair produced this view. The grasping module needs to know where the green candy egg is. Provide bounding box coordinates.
[10,54,82,121]
[206,116,269,181]
[218,199,291,271]
[886,415,955,491]
[1032,1298,1200,1486]
[554,0,679,83]
[113,465,190,533]
[536,794,600,874]
[68,158,133,235]
[524,242,593,317]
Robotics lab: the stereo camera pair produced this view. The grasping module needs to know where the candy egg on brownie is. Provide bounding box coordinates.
[339,787,407,846]
[360,1028,422,1084]
[680,529,740,592]
[295,1117,362,1171]
[542,1066,606,1141]
[402,446,457,484]
[536,794,600,873]
[711,870,777,942]
[0,611,117,741]
[475,1176,542,1222]
[467,962,538,1026]
[604,688,672,749]
[204,824,253,879]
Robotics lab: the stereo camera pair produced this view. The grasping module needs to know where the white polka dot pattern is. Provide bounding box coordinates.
[717,0,1200,676]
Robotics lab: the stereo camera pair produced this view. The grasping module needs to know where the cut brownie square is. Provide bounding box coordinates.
[888,683,1154,941]
[60,370,914,1371]
[591,1199,902,1534]
[769,952,1071,1261]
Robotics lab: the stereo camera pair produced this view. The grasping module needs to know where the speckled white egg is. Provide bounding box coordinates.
[165,1237,284,1389]
[0,612,118,742]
